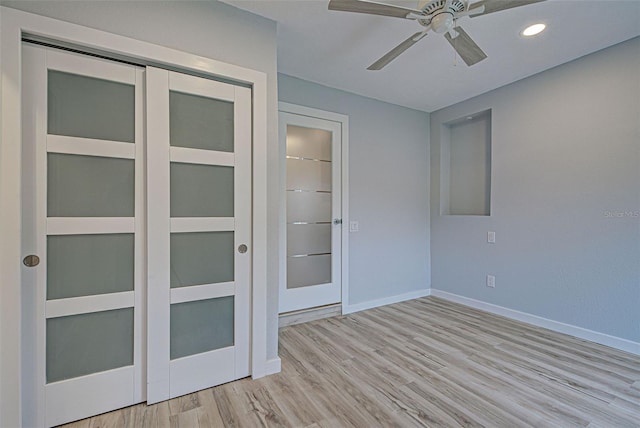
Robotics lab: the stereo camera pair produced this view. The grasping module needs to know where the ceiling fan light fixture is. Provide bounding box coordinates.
[522,23,546,37]
[431,12,454,34]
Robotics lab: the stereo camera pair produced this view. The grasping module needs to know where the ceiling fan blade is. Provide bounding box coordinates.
[469,0,546,17]
[368,31,428,70]
[329,0,423,19]
[444,26,487,66]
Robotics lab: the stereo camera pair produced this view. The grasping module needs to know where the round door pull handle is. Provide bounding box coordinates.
[238,244,248,254]
[23,255,40,267]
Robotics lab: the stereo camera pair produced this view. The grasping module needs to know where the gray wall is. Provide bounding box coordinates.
[430,37,640,342]
[2,0,281,357]
[279,74,430,306]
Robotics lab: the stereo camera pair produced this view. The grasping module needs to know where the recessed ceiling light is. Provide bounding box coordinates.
[522,23,546,37]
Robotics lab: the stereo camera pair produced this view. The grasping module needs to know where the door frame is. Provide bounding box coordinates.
[277,102,350,315]
[0,7,274,427]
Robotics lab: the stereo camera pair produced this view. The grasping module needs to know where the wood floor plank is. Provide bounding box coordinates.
[426,298,639,368]
[58,296,640,427]
[463,351,596,426]
[211,383,245,427]
[195,389,225,428]
[88,407,131,428]
[169,408,198,428]
[168,392,200,416]
[62,419,90,428]
[494,341,639,403]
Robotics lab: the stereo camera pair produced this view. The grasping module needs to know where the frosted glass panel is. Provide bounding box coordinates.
[170,91,234,152]
[287,224,331,257]
[286,125,331,161]
[48,70,135,142]
[48,153,134,217]
[287,191,331,223]
[170,232,234,288]
[285,123,334,290]
[286,159,331,192]
[47,234,134,300]
[170,297,234,359]
[170,163,233,218]
[46,308,133,383]
[287,254,331,289]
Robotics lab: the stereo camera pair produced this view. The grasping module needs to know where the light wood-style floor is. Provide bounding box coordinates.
[62,297,640,427]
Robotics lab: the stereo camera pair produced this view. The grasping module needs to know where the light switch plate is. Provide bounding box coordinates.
[349,221,359,232]
[487,275,495,288]
[488,231,496,243]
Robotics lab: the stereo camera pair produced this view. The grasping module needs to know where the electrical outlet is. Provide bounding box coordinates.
[487,275,495,288]
[487,231,496,243]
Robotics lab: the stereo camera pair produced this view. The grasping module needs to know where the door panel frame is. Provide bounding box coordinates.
[279,112,341,312]
[1,7,273,427]
[46,366,135,427]
[22,44,146,427]
[146,67,251,403]
[277,102,350,314]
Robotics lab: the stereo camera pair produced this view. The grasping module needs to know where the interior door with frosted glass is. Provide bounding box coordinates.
[22,45,144,427]
[146,68,251,403]
[279,112,342,313]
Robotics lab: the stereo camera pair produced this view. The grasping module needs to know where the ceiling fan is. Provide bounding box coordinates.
[328,0,546,69]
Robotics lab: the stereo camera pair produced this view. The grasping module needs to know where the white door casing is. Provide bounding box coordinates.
[278,104,350,314]
[2,8,274,427]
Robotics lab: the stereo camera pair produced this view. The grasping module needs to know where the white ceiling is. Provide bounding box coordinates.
[223,0,640,112]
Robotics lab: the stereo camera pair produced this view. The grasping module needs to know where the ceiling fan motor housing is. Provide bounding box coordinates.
[419,0,466,14]
[418,0,466,32]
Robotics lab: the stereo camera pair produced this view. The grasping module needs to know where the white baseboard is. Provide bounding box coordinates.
[263,357,282,376]
[252,357,281,379]
[430,289,640,356]
[342,289,430,315]
[279,304,342,328]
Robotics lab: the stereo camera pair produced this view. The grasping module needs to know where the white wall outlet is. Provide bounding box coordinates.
[487,275,495,288]
[487,231,496,243]
[349,221,359,232]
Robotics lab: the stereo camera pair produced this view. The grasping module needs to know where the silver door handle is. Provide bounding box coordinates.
[333,219,342,225]
[238,244,248,254]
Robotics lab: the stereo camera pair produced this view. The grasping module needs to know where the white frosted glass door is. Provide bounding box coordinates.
[22,45,144,427]
[279,114,342,313]
[147,68,251,403]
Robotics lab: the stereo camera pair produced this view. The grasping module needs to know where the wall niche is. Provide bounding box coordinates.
[440,109,491,216]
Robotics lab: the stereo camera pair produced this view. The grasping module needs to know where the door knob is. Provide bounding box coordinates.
[23,255,40,267]
[333,219,342,225]
[238,244,248,254]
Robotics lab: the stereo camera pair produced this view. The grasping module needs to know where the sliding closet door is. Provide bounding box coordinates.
[146,68,251,403]
[22,44,252,424]
[22,44,145,427]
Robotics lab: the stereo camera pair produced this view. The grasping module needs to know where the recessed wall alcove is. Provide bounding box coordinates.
[440,109,492,216]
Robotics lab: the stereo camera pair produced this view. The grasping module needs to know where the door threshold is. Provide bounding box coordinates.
[278,303,342,328]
